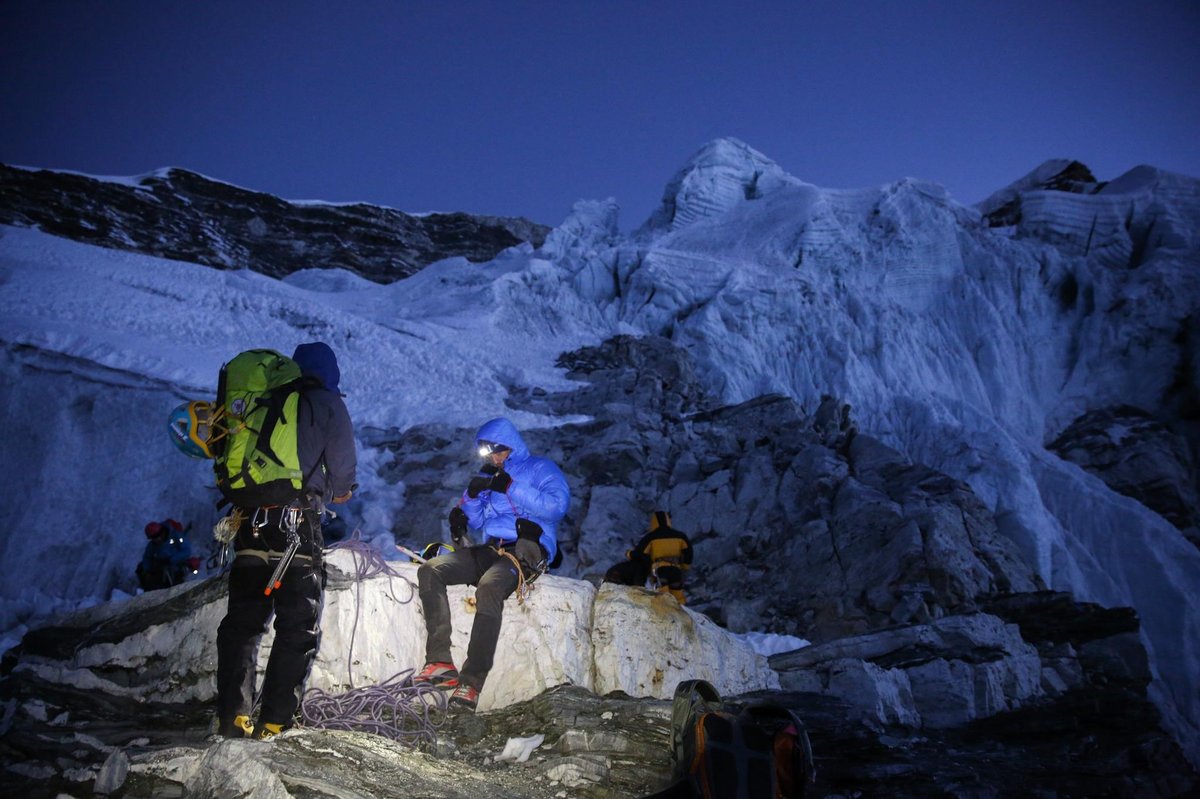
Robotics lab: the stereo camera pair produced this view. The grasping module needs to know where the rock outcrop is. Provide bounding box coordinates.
[1049,404,1200,550]
[372,335,1041,643]
[0,164,550,283]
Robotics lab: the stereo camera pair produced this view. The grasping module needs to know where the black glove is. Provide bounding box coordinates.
[513,537,544,575]
[516,518,542,542]
[514,518,545,576]
[489,468,512,494]
[467,465,512,498]
[448,507,469,548]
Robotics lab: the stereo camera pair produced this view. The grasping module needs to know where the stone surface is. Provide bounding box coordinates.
[591,582,779,700]
[773,613,1043,729]
[1049,404,1200,550]
[1,670,1194,798]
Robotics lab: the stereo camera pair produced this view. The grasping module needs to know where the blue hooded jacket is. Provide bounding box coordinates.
[460,417,569,562]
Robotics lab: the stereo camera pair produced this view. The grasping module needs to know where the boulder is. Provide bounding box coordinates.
[773,613,1044,729]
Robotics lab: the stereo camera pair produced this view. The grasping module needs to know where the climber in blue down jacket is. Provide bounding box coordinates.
[413,417,570,710]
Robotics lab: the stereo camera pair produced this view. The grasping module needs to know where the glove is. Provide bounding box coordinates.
[514,519,545,576]
[467,466,512,498]
[489,468,513,494]
[516,518,542,542]
[513,537,544,576]
[448,507,470,548]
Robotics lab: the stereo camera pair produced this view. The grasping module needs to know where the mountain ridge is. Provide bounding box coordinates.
[0,163,551,284]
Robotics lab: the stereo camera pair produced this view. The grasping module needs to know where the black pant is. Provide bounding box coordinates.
[417,545,520,691]
[215,509,324,728]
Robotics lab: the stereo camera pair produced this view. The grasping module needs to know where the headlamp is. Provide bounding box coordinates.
[478,441,509,458]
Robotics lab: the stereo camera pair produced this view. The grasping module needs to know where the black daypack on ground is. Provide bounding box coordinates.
[647,679,816,799]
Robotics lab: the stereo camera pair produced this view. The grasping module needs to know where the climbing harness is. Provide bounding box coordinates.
[263,502,304,597]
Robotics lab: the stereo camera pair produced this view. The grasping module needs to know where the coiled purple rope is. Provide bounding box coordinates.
[301,668,449,745]
[299,530,448,745]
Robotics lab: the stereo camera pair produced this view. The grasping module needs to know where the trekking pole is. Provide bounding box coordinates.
[264,504,304,597]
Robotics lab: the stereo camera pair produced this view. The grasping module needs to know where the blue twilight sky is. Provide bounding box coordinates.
[2,1,1198,229]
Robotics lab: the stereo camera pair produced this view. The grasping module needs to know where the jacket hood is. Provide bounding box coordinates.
[475,417,529,461]
[292,342,342,393]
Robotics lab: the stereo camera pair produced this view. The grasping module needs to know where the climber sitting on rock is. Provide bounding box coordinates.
[604,511,693,604]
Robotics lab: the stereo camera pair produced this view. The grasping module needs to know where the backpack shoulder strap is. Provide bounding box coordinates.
[741,704,817,797]
[670,680,723,776]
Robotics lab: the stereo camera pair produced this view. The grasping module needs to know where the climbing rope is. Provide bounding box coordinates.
[325,529,418,688]
[300,668,449,746]
[493,543,549,605]
[298,529,449,746]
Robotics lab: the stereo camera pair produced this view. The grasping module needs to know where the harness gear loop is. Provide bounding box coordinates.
[282,503,303,535]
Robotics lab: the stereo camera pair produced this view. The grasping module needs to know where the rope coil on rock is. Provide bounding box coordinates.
[298,530,445,745]
[300,669,449,745]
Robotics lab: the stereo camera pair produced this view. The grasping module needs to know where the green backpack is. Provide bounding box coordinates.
[210,349,308,509]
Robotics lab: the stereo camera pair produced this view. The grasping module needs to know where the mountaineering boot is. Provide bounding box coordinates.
[217,714,255,738]
[252,722,284,741]
[449,684,480,710]
[413,661,460,687]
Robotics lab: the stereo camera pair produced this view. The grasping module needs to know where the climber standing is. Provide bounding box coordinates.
[214,342,357,740]
[414,417,570,711]
[604,511,694,604]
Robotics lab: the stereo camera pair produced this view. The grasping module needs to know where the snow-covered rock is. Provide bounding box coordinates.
[8,548,775,714]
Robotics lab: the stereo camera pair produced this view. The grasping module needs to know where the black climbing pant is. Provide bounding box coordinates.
[216,509,324,728]
[417,545,520,691]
